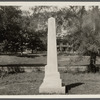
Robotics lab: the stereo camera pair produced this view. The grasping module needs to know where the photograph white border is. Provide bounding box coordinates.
[0,1,100,98]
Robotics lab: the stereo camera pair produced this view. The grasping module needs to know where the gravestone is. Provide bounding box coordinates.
[39,17,65,94]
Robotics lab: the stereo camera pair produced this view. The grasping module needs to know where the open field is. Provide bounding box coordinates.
[0,54,100,68]
[0,54,100,94]
[0,54,47,65]
[0,71,100,94]
[0,54,100,73]
[0,54,99,66]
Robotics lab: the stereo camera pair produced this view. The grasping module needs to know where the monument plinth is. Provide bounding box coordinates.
[39,17,65,94]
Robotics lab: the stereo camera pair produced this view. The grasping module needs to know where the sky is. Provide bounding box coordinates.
[0,2,100,12]
[21,6,31,11]
[20,5,90,13]
[0,2,100,7]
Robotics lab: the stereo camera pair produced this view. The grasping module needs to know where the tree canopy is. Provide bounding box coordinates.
[1,6,100,57]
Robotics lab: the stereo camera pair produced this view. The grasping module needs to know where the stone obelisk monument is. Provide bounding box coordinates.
[39,17,65,94]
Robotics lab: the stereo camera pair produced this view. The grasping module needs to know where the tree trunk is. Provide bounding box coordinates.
[32,49,34,54]
[89,52,97,72]
[20,46,23,56]
[59,43,63,52]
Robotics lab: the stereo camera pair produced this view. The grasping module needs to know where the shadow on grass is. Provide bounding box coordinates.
[65,82,84,93]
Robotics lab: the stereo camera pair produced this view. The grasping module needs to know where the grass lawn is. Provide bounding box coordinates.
[0,54,100,94]
[0,54,99,66]
[0,71,100,95]
[61,72,100,94]
[0,55,47,65]
[0,72,43,95]
[1,54,100,68]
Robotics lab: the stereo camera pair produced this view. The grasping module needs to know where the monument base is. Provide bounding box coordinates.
[39,84,65,94]
[39,65,65,94]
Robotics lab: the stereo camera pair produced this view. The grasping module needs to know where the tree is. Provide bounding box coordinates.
[25,6,58,53]
[61,6,100,72]
[0,6,22,52]
[81,6,100,72]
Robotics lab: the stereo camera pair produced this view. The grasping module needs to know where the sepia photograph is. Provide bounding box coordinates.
[0,1,100,98]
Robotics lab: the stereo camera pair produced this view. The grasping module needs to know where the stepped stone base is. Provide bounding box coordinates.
[39,66,65,94]
[39,82,65,94]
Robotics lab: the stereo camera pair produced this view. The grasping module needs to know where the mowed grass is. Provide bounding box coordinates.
[61,72,100,94]
[0,55,47,65]
[0,72,44,95]
[0,54,100,94]
[0,54,100,66]
[0,71,100,94]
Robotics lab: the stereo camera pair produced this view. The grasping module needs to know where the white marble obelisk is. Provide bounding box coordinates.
[39,17,65,94]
